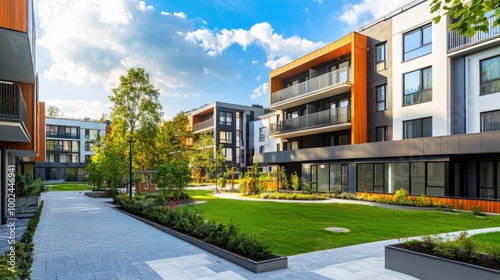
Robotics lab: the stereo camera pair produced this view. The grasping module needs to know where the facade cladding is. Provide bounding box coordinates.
[0,0,45,224]
[254,0,500,202]
[34,118,107,181]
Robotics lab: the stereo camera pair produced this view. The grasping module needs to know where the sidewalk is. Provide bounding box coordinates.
[31,191,500,279]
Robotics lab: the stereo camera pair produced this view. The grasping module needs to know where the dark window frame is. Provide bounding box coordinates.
[480,109,500,132]
[403,24,432,61]
[219,111,233,126]
[375,42,387,70]
[403,66,432,106]
[219,130,233,144]
[259,127,266,142]
[403,117,432,139]
[375,84,387,111]
[375,126,388,142]
[480,55,500,96]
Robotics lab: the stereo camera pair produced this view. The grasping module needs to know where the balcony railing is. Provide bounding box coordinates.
[448,16,500,52]
[193,118,214,132]
[270,107,350,135]
[0,83,27,123]
[46,132,80,139]
[271,67,350,105]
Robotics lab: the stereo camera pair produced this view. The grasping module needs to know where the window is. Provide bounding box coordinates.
[375,84,387,111]
[259,145,265,153]
[403,24,432,61]
[85,129,99,140]
[219,112,233,125]
[219,131,232,144]
[376,126,388,142]
[403,117,432,139]
[479,162,496,199]
[259,127,265,142]
[481,110,500,132]
[286,110,299,119]
[480,55,500,95]
[375,42,387,71]
[330,134,350,146]
[284,141,299,150]
[404,67,432,106]
[85,142,93,151]
[222,148,233,161]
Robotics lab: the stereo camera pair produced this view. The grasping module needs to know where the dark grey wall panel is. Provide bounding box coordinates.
[451,57,466,135]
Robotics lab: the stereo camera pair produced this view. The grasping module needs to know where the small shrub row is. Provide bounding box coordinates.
[259,191,324,200]
[398,232,500,271]
[1,201,44,279]
[115,198,273,260]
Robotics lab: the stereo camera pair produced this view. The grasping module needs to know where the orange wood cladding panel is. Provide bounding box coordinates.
[351,33,368,144]
[0,0,28,32]
[30,101,45,161]
[358,193,500,214]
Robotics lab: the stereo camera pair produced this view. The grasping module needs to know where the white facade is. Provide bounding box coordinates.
[391,1,450,140]
[465,47,500,133]
[250,111,280,155]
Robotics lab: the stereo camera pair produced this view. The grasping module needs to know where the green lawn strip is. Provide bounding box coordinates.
[44,183,92,191]
[470,232,500,253]
[185,190,500,256]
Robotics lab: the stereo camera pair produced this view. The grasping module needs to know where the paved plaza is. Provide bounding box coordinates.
[29,191,500,280]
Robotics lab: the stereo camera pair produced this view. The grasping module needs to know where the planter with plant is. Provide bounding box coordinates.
[385,232,500,279]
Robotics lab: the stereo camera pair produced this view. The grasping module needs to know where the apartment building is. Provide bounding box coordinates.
[186,102,265,171]
[0,0,45,224]
[255,0,500,204]
[34,118,107,181]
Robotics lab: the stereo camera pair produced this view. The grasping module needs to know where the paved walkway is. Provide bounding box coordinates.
[31,191,500,280]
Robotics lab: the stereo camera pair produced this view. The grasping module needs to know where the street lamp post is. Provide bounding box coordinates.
[127,139,135,199]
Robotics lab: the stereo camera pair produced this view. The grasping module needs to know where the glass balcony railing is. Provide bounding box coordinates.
[448,15,500,52]
[193,118,214,132]
[271,67,350,105]
[0,83,27,124]
[270,107,350,135]
[46,132,80,139]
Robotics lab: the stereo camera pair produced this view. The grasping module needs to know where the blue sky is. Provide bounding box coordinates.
[34,0,413,120]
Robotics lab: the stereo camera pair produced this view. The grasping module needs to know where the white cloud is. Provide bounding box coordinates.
[340,0,414,28]
[173,12,187,19]
[313,0,323,4]
[46,99,112,120]
[251,83,269,99]
[251,60,258,65]
[185,22,324,69]
[35,0,239,102]
[256,75,261,81]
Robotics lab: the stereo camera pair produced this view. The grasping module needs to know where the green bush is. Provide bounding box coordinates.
[470,205,485,216]
[64,172,78,182]
[394,188,408,201]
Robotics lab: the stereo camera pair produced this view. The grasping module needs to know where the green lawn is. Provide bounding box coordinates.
[44,183,92,191]
[470,232,500,253]
[185,190,500,256]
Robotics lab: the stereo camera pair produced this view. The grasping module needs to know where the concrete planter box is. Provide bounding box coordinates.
[385,245,500,280]
[15,196,41,214]
[117,209,288,273]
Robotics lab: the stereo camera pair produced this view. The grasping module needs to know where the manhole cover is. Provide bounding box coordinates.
[325,227,350,233]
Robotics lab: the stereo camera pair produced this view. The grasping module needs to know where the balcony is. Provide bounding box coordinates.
[270,107,351,138]
[193,118,214,133]
[271,67,351,110]
[0,83,29,142]
[448,16,500,54]
[46,132,80,139]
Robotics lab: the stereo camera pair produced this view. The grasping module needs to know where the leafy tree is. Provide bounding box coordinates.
[46,105,63,118]
[156,112,193,164]
[189,132,216,183]
[153,160,191,199]
[430,0,500,36]
[109,68,163,172]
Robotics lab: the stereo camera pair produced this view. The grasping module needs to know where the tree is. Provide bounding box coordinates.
[189,133,216,183]
[46,105,63,118]
[109,67,163,172]
[430,0,500,36]
[156,112,193,164]
[153,160,191,199]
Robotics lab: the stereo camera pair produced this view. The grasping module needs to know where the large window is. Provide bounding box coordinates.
[481,110,500,132]
[376,126,388,142]
[330,134,350,146]
[403,117,432,139]
[219,112,233,125]
[219,131,232,144]
[404,67,432,106]
[480,55,500,95]
[376,84,387,111]
[222,147,233,161]
[284,141,299,150]
[478,161,500,199]
[376,42,387,71]
[259,127,265,142]
[85,129,99,140]
[403,24,432,61]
